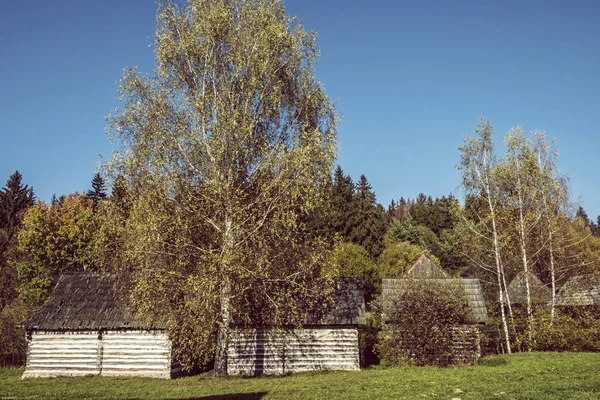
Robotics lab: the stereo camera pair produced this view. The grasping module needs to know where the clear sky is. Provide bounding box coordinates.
[1,0,599,217]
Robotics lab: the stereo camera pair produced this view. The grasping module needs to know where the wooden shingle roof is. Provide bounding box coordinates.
[505,271,552,305]
[307,278,366,326]
[555,274,600,306]
[383,278,488,323]
[404,254,449,279]
[22,272,165,331]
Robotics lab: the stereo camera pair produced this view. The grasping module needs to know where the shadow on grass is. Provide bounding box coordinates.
[160,392,268,400]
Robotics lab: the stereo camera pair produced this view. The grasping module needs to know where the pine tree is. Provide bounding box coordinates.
[0,171,35,311]
[330,166,355,240]
[0,171,35,255]
[86,172,107,209]
[575,206,590,226]
[347,175,386,259]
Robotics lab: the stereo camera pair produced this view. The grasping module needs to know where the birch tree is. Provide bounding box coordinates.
[458,119,511,353]
[105,0,337,373]
[532,131,568,324]
[501,128,542,349]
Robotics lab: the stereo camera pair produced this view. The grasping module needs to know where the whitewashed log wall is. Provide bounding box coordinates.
[22,331,98,378]
[22,330,175,379]
[227,328,360,376]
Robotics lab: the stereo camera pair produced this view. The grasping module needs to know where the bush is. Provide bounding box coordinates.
[376,279,474,366]
[358,311,381,367]
[377,241,437,280]
[0,300,29,367]
[533,308,600,352]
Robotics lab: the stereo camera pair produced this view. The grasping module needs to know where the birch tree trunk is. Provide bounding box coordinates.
[489,199,512,354]
[215,216,234,375]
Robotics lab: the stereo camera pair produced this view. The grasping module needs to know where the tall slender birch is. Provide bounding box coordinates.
[458,119,511,353]
[533,131,568,324]
[502,128,541,349]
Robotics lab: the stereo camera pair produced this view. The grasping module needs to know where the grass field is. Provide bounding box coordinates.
[1,352,599,399]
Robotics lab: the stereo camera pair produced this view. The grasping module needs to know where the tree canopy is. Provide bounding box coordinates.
[105,0,337,373]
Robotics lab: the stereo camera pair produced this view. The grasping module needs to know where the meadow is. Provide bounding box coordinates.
[1,352,599,399]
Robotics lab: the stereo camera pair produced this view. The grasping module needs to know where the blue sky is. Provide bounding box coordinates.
[1,0,599,217]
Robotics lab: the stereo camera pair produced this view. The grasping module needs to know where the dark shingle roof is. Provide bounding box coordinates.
[22,272,165,331]
[383,278,488,323]
[555,274,600,306]
[306,278,366,326]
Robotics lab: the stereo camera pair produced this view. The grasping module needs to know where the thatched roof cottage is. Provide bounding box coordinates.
[21,273,178,379]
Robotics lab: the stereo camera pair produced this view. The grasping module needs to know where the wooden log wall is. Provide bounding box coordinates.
[227,327,360,376]
[22,330,175,379]
[449,325,481,365]
[22,331,99,378]
[101,330,172,378]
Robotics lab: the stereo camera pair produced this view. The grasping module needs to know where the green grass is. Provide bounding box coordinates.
[1,352,599,399]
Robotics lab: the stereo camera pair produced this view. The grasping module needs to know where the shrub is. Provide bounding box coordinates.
[376,279,474,366]
[0,299,29,367]
[533,308,600,352]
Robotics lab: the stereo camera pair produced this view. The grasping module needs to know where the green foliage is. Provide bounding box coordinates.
[376,279,473,367]
[15,194,98,306]
[385,194,467,273]
[105,0,337,372]
[0,171,35,241]
[377,241,434,279]
[0,172,35,367]
[346,175,386,259]
[330,242,377,303]
[358,311,381,367]
[533,309,600,352]
[86,172,107,209]
[0,299,28,367]
[330,166,355,240]
[0,171,35,309]
[386,219,441,255]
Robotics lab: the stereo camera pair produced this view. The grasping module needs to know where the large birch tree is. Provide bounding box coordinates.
[106,0,337,374]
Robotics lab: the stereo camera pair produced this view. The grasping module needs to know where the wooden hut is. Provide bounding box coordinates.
[555,274,600,306]
[381,255,487,364]
[505,271,552,305]
[21,273,178,379]
[227,279,366,375]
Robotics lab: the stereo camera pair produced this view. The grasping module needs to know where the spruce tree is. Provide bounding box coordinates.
[575,206,590,226]
[347,175,386,259]
[331,166,355,240]
[0,171,35,310]
[86,172,107,209]
[0,171,35,254]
